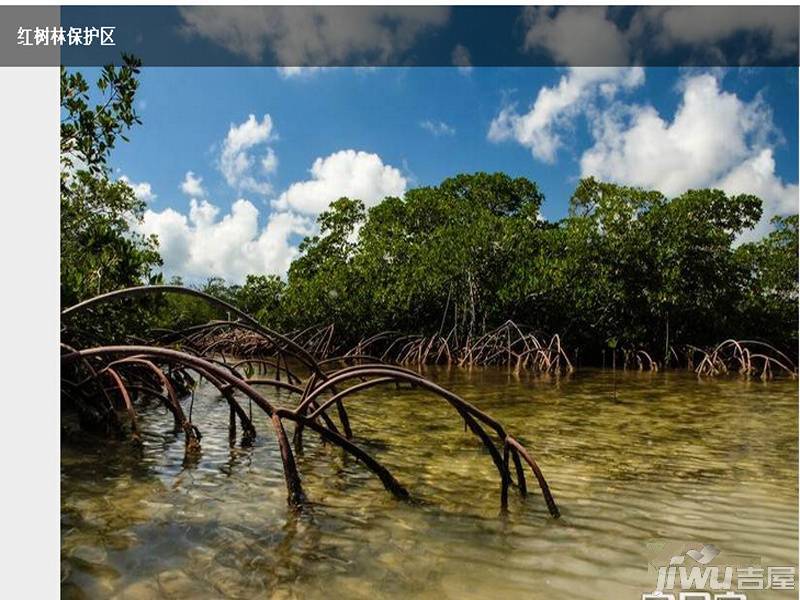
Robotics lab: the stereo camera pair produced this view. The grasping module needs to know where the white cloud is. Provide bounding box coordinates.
[521,6,798,66]
[491,69,797,240]
[273,149,407,215]
[138,197,313,282]
[632,6,798,62]
[261,148,278,174]
[119,175,156,203]
[580,74,770,195]
[717,150,799,242]
[137,149,407,281]
[487,67,644,163]
[180,171,206,198]
[178,6,449,65]
[220,113,277,195]
[277,66,325,79]
[523,7,629,66]
[275,66,378,79]
[223,114,274,155]
[579,73,797,240]
[420,120,455,137]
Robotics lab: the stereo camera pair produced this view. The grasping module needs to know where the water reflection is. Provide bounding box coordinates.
[62,369,798,598]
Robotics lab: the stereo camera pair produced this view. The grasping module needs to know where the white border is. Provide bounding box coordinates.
[0,66,59,597]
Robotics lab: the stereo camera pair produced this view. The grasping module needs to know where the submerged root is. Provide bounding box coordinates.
[61,285,561,518]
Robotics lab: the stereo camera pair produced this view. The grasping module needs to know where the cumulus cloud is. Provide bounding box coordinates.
[180,171,206,198]
[137,148,406,281]
[420,120,455,137]
[579,73,797,240]
[488,67,644,162]
[716,150,798,242]
[119,175,156,203]
[521,6,798,66]
[491,69,797,239]
[130,109,407,282]
[179,6,450,65]
[632,6,799,62]
[273,149,407,215]
[580,74,771,195]
[220,113,277,195]
[137,198,314,282]
[523,7,630,66]
[131,112,303,282]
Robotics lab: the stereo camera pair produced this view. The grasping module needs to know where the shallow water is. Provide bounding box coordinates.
[62,368,798,599]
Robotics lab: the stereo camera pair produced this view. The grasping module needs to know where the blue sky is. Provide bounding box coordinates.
[100,66,798,282]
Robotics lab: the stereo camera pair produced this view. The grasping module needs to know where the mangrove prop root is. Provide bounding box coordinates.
[688,339,797,379]
[104,368,141,445]
[61,285,561,518]
[271,413,306,507]
[345,321,573,375]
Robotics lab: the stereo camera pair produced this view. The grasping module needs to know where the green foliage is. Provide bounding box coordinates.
[60,55,162,309]
[58,59,796,360]
[279,173,545,339]
[220,173,795,360]
[236,275,286,321]
[60,58,141,175]
[281,197,366,330]
[736,215,799,347]
[502,180,774,356]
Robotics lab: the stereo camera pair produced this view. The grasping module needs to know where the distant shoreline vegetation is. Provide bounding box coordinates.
[60,58,799,371]
[151,175,797,373]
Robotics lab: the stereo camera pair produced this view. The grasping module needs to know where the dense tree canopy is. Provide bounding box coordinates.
[60,63,797,363]
[61,55,162,308]
[188,173,795,362]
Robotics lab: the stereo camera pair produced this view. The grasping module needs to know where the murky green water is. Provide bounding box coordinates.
[62,369,798,599]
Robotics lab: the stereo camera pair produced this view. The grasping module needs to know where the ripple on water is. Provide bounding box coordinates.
[62,369,798,598]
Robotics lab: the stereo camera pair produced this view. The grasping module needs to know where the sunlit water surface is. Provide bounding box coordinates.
[62,369,798,599]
